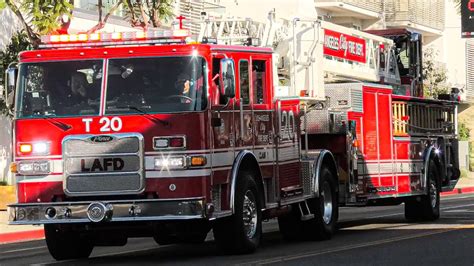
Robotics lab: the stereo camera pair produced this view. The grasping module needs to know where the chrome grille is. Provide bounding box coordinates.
[63,133,144,196]
[64,136,140,156]
[66,174,142,193]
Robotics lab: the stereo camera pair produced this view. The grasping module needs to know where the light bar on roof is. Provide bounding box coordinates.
[39,29,190,48]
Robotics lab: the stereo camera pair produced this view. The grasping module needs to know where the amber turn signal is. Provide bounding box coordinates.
[9,162,17,173]
[190,156,207,166]
[352,139,359,148]
[19,144,32,154]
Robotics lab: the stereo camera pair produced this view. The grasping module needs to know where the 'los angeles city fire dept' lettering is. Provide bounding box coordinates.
[81,158,124,172]
[324,34,363,57]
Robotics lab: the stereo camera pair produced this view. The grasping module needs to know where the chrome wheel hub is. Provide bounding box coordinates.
[430,179,438,209]
[321,182,333,225]
[243,190,258,238]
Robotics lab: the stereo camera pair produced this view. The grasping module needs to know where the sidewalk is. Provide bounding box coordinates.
[440,171,474,195]
[0,211,44,244]
[2,172,474,245]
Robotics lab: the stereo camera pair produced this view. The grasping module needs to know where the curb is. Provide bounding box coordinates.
[0,229,44,245]
[441,186,474,196]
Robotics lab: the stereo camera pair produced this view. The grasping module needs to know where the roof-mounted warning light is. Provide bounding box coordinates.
[39,29,191,49]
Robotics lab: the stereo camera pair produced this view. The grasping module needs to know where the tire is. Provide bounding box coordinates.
[405,159,440,221]
[278,166,338,241]
[304,167,338,240]
[213,172,262,254]
[44,224,94,261]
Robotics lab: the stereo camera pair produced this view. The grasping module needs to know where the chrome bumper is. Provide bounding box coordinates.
[8,197,206,225]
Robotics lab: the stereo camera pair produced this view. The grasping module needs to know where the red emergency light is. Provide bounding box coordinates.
[39,29,190,48]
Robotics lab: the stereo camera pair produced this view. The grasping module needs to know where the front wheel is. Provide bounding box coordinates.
[405,159,440,221]
[213,172,262,254]
[44,224,94,261]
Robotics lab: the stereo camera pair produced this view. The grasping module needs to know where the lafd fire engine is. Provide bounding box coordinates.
[4,11,459,260]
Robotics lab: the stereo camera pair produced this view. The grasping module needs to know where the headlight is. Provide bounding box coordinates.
[154,156,186,169]
[33,142,50,154]
[17,161,51,175]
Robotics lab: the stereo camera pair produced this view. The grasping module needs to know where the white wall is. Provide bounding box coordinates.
[216,0,318,22]
[443,0,466,89]
[68,9,141,33]
[0,8,21,51]
[0,116,12,185]
[459,140,469,170]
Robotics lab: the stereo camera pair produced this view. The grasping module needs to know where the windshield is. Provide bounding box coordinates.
[105,56,207,114]
[16,60,103,118]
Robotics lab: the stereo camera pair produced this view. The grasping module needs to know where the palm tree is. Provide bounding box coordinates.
[89,0,176,33]
[453,0,461,14]
[0,0,73,47]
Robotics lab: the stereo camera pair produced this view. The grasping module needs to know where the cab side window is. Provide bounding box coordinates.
[212,58,226,105]
[239,60,250,105]
[252,60,266,104]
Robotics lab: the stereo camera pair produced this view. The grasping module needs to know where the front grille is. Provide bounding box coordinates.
[63,133,144,196]
[66,174,142,193]
[64,136,140,156]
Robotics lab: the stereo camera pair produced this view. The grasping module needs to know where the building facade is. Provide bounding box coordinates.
[1,0,467,100]
[198,0,471,103]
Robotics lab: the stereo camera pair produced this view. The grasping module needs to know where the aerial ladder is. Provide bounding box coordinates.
[195,11,401,100]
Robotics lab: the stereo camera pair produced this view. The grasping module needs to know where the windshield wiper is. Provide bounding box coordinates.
[41,116,72,131]
[117,105,169,126]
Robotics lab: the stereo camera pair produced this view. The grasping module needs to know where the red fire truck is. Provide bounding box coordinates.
[4,15,459,260]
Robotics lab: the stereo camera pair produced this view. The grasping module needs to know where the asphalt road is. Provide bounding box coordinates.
[2,194,474,265]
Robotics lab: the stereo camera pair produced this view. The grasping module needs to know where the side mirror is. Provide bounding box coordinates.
[4,65,18,108]
[219,59,235,98]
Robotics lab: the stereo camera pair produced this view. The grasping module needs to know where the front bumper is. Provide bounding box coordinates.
[8,197,206,225]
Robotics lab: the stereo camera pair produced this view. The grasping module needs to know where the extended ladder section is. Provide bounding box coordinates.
[196,12,400,99]
[320,21,400,86]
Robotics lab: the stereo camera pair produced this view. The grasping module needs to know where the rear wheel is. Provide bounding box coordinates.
[213,172,262,254]
[405,159,440,221]
[44,224,94,261]
[304,167,338,240]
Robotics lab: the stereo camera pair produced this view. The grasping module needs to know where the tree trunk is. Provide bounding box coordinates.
[87,0,123,33]
[4,0,40,47]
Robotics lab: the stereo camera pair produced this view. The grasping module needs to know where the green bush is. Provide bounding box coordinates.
[461,169,469,179]
[0,31,31,115]
[459,122,470,141]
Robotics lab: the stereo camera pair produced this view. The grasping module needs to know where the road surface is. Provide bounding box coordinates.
[2,194,474,265]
